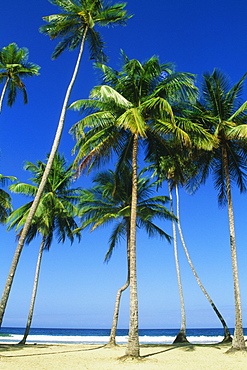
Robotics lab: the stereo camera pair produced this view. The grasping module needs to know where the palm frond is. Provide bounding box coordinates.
[86,28,107,63]
[228,101,247,122]
[104,221,127,262]
[90,85,132,108]
[137,218,172,243]
[9,183,38,197]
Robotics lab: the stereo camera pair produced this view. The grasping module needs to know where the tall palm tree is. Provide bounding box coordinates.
[152,150,195,343]
[0,174,16,223]
[76,166,174,346]
[0,0,131,327]
[7,153,81,344]
[168,180,188,343]
[0,43,40,112]
[175,183,232,343]
[189,69,247,351]
[157,148,231,343]
[69,52,212,356]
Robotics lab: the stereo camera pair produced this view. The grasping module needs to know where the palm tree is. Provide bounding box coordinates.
[0,174,16,223]
[7,153,81,344]
[175,182,232,343]
[152,150,193,343]
[168,180,188,343]
[189,69,247,351]
[0,0,131,327]
[76,165,174,346]
[0,43,40,112]
[157,148,231,343]
[69,52,212,356]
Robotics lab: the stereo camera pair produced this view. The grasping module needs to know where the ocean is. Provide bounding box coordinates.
[0,327,246,344]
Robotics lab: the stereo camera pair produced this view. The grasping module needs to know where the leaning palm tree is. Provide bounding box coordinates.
[0,174,17,223]
[7,153,81,344]
[0,0,131,327]
[189,69,247,351]
[0,43,40,112]
[76,165,174,346]
[69,52,212,356]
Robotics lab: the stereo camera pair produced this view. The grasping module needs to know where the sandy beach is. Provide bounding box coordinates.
[1,343,247,369]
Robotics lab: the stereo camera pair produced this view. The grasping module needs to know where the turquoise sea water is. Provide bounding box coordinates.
[0,327,246,344]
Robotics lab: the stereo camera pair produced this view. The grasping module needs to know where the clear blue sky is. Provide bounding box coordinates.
[0,0,247,330]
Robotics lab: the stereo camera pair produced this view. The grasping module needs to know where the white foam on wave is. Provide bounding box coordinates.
[1,334,247,344]
[138,335,228,344]
[0,335,114,343]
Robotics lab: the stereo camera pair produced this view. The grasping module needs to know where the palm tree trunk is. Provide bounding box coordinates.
[108,223,130,346]
[175,184,232,342]
[169,182,188,344]
[222,147,245,350]
[0,77,9,113]
[0,27,88,327]
[18,238,45,345]
[126,133,140,357]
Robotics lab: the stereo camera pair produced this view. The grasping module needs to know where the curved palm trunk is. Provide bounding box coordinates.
[169,182,188,344]
[18,238,45,345]
[0,27,88,327]
[175,184,231,342]
[108,280,130,346]
[126,133,140,357]
[222,148,245,350]
[107,238,130,346]
[0,77,9,113]
[108,223,130,346]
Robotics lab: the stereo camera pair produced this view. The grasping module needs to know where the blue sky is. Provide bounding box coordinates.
[0,0,247,330]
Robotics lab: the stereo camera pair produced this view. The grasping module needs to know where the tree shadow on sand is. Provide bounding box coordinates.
[0,343,105,358]
[0,343,49,355]
[140,342,227,358]
[118,342,227,362]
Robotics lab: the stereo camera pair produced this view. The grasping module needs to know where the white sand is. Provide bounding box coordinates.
[1,343,247,369]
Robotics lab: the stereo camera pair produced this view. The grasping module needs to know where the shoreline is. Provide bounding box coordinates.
[1,327,243,345]
[1,342,247,369]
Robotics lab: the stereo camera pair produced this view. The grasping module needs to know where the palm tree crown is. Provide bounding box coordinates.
[7,153,81,248]
[69,51,205,173]
[77,166,174,261]
[191,69,247,203]
[40,0,131,62]
[0,43,40,112]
